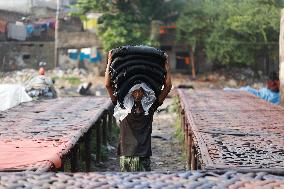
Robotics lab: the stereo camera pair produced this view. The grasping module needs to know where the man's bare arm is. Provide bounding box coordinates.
[158,58,172,105]
[105,51,117,105]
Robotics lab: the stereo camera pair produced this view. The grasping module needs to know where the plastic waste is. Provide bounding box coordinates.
[0,84,32,111]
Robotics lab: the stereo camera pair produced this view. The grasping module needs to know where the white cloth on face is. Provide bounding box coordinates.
[113,82,156,122]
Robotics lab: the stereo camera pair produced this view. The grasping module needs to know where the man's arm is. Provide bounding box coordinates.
[157,57,172,105]
[105,51,117,105]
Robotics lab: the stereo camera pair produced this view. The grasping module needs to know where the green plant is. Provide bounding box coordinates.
[171,98,187,165]
[177,0,283,67]
[63,76,81,86]
[73,0,184,51]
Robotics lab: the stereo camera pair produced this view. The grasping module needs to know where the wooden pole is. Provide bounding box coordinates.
[96,120,102,163]
[54,0,60,68]
[102,113,107,146]
[108,111,113,142]
[84,130,91,172]
[191,145,197,170]
[71,144,79,172]
[190,46,196,79]
[188,131,192,170]
[279,9,284,105]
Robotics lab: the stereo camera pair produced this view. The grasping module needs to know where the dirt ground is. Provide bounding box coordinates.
[151,98,185,171]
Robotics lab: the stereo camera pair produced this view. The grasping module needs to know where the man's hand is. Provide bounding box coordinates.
[105,50,117,105]
[165,60,170,76]
[107,51,112,64]
[105,51,112,75]
[157,54,172,105]
[105,50,112,87]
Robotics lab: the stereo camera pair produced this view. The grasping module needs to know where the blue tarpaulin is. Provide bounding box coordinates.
[224,86,280,104]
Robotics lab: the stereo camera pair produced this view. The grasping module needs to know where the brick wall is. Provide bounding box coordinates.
[0,42,55,71]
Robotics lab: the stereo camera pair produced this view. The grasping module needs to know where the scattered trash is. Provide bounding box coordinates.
[107,144,116,151]
[0,68,103,97]
[176,84,194,89]
[94,85,108,96]
[25,75,57,99]
[156,162,164,165]
[152,135,171,141]
[77,82,93,95]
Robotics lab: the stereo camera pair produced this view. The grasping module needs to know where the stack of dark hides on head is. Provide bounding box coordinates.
[109,45,167,107]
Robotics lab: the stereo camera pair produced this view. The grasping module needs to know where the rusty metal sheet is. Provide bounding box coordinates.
[178,89,284,171]
[0,97,111,172]
[180,90,282,112]
[0,171,283,188]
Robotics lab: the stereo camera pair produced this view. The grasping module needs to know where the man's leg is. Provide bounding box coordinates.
[139,156,151,171]
[120,156,151,172]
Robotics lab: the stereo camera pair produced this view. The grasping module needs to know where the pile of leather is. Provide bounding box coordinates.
[109,45,167,106]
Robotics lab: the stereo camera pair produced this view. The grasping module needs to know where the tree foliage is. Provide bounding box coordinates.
[73,0,183,51]
[177,0,284,67]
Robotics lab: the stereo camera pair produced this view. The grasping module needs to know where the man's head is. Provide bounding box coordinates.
[132,88,144,102]
[39,67,45,75]
[267,72,280,92]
